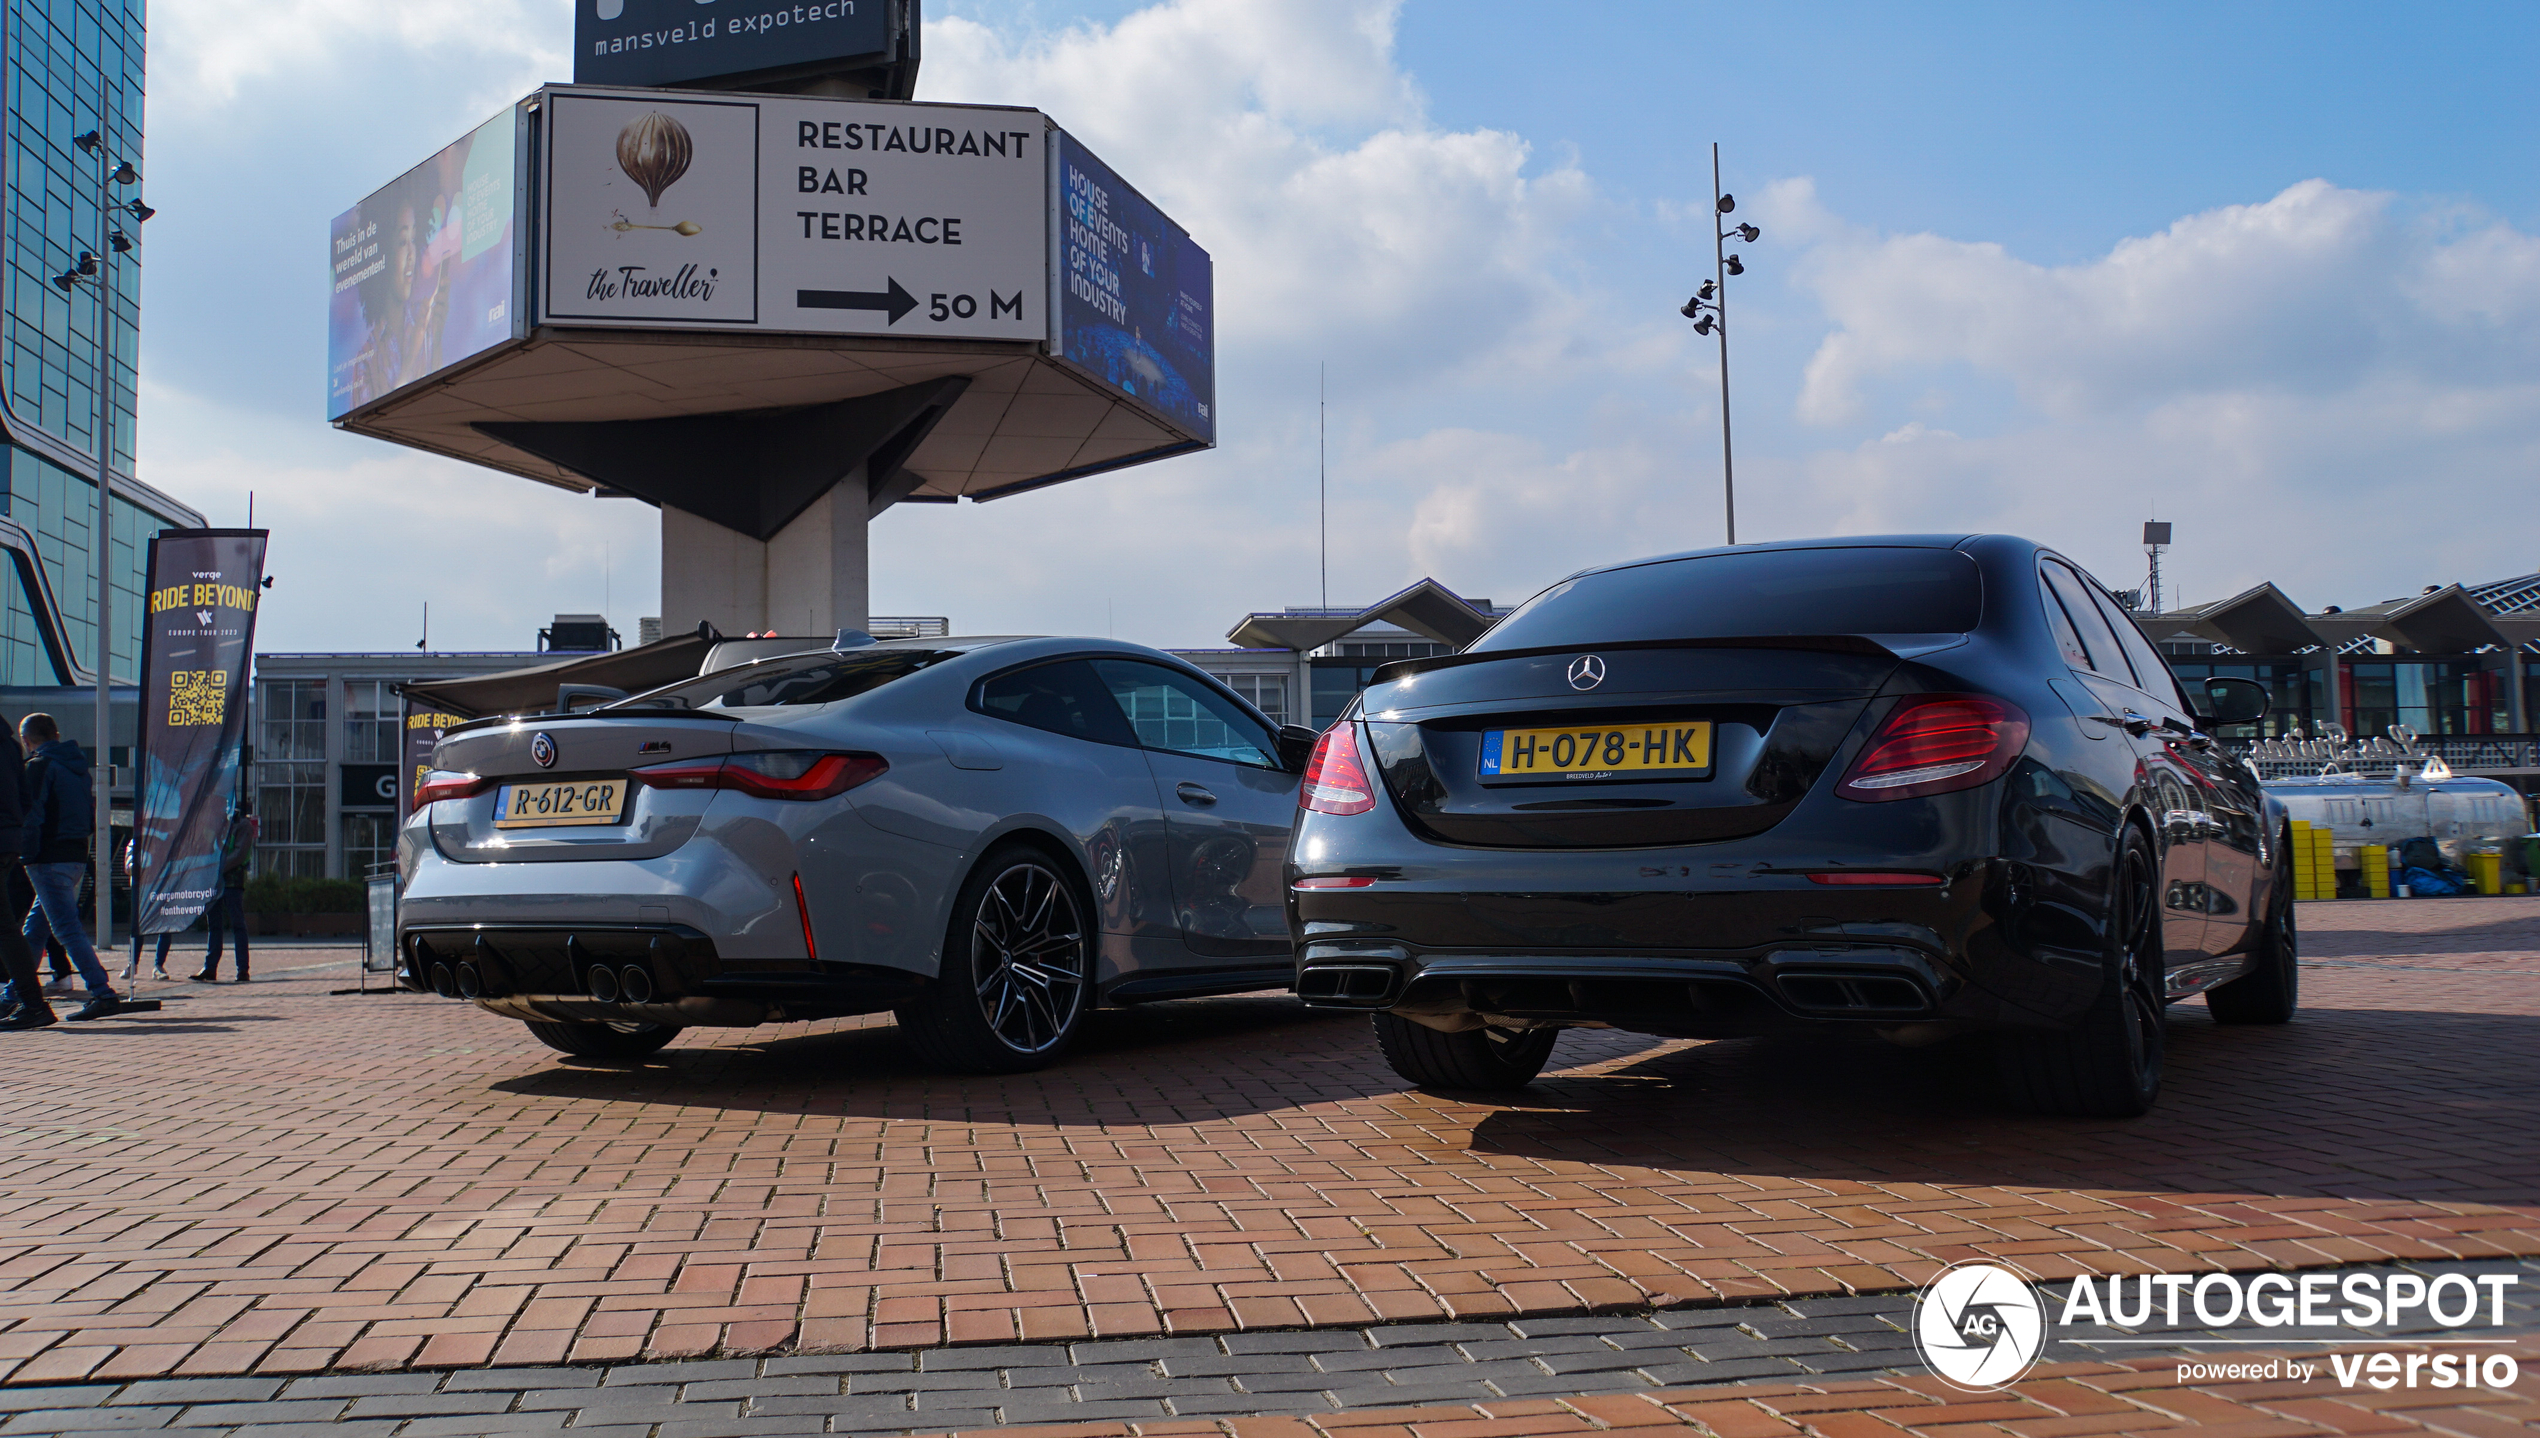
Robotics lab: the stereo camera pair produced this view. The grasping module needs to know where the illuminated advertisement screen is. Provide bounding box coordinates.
[328,108,521,419]
[1054,131,1214,442]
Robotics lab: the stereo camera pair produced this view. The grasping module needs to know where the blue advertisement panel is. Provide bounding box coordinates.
[1055,132,1214,442]
[328,108,520,419]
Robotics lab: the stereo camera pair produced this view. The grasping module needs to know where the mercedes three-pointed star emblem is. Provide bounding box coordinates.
[1566,655,1607,691]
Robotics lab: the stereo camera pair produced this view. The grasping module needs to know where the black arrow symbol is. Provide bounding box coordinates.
[797,277,917,325]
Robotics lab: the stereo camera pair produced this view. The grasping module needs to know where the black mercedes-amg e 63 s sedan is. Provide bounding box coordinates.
[1286,534,2293,1117]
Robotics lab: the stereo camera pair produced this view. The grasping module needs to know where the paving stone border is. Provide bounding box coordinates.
[0,1258,2529,1436]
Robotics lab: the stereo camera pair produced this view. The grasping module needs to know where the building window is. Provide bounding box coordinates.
[255,679,327,876]
[1310,662,1392,729]
[1214,673,1289,726]
[1331,641,1450,659]
[344,680,399,763]
[2343,660,2496,738]
[343,812,398,880]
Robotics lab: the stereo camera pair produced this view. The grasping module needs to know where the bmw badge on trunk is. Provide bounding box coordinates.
[530,732,558,768]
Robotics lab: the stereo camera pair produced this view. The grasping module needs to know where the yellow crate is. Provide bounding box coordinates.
[2360,843,2390,898]
[2468,852,2502,897]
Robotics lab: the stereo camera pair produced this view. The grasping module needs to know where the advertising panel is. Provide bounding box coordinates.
[576,0,893,91]
[539,88,1047,343]
[400,700,468,815]
[1053,131,1215,442]
[132,531,268,936]
[328,108,521,419]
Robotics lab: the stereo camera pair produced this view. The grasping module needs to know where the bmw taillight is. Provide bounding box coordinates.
[631,751,886,801]
[413,770,490,806]
[1299,723,1378,816]
[1835,694,2030,802]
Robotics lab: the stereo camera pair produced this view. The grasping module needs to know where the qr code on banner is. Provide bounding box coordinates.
[170,669,227,726]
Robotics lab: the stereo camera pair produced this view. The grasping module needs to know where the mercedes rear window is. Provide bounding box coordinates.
[609,649,959,710]
[1474,547,1982,651]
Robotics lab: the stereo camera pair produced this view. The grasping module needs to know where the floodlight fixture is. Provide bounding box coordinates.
[1724,254,1744,276]
[73,130,101,155]
[107,229,131,254]
[1691,313,1716,335]
[122,199,154,223]
[1729,222,1761,242]
[109,159,138,185]
[1716,193,1736,214]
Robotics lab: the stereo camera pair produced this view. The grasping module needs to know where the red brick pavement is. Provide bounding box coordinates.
[0,897,2534,1383]
[908,1354,2540,1438]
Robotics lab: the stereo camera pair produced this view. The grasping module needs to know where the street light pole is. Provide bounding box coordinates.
[60,120,147,958]
[1711,143,1735,546]
[1680,145,1760,548]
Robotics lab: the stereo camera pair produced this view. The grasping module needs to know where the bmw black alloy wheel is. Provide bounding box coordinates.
[970,859,1090,1055]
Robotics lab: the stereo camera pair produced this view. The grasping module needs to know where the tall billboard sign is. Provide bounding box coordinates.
[132,531,268,936]
[576,0,897,90]
[1051,133,1215,443]
[328,108,524,419]
[538,89,1047,342]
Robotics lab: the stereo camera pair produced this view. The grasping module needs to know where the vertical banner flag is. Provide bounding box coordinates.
[400,695,467,815]
[133,530,268,935]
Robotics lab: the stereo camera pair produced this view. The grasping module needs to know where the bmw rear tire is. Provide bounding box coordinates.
[898,844,1094,1074]
[525,1019,678,1061]
[1373,1012,1559,1091]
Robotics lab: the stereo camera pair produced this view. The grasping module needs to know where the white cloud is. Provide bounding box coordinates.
[922,0,1596,385]
[154,0,563,118]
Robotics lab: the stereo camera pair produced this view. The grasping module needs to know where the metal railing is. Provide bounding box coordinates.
[2232,726,2540,780]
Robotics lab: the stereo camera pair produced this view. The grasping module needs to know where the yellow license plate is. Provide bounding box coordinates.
[1480,721,1712,779]
[493,778,630,828]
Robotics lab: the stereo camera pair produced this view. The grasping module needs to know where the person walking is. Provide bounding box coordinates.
[194,798,254,983]
[123,837,173,981]
[0,712,57,1030]
[14,713,117,1021]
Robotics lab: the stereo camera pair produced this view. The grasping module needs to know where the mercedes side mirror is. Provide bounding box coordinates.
[1277,724,1320,774]
[2193,676,2269,728]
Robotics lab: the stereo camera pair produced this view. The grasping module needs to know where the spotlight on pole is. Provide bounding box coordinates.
[1678,145,1765,545]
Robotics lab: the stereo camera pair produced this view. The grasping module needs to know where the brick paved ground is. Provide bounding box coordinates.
[907,1360,2540,1438]
[0,897,2533,1387]
[0,1259,2523,1433]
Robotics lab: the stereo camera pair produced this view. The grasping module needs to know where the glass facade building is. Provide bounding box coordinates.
[0,0,200,688]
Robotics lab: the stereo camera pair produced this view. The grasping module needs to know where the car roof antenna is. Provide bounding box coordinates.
[834,629,878,650]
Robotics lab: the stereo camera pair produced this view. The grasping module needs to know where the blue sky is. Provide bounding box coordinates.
[138,1,2540,653]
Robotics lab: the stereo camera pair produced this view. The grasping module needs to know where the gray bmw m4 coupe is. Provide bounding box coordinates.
[396,637,1316,1071]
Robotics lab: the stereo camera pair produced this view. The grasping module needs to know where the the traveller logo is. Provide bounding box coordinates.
[1913,1262,2047,1391]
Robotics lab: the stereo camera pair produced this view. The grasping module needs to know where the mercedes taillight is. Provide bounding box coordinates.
[1299,723,1378,816]
[1835,695,2030,802]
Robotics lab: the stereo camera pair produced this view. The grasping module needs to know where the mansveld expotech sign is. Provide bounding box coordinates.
[578,0,895,90]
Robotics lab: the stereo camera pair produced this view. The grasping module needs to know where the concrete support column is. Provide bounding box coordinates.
[660,475,870,639]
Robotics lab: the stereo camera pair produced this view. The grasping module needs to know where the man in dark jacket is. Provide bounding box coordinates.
[0,714,61,1027]
[14,713,117,1020]
[196,798,255,982]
